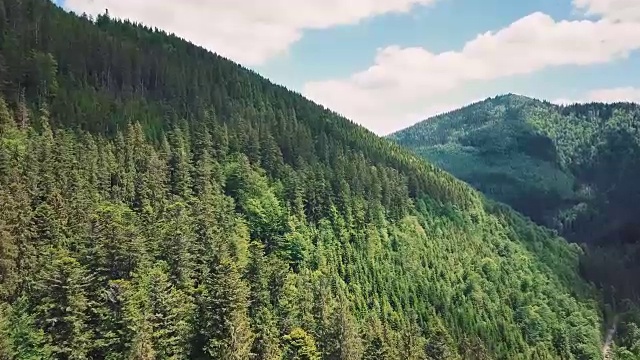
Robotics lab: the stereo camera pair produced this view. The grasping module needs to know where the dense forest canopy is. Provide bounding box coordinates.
[389,93,640,358]
[0,1,616,359]
[389,94,640,246]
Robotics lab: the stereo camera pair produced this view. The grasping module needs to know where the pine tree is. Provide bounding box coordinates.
[168,127,192,200]
[32,249,92,359]
[282,327,321,360]
[424,317,459,360]
[158,201,195,288]
[362,317,393,360]
[123,263,194,359]
[248,242,282,360]
[194,251,254,359]
[0,158,20,300]
[0,298,52,360]
[85,203,143,283]
[191,123,215,198]
[0,96,13,131]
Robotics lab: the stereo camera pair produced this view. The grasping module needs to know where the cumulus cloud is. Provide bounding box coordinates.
[393,96,489,131]
[304,0,640,134]
[573,0,640,22]
[588,87,640,102]
[64,0,437,65]
[554,87,640,105]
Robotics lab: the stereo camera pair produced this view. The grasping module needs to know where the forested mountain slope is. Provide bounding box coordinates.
[0,1,605,359]
[390,94,640,358]
[390,94,640,246]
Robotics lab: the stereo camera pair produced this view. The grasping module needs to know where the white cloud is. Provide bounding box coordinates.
[304,2,640,135]
[373,96,489,135]
[64,0,437,65]
[573,0,640,22]
[553,98,581,106]
[554,86,640,105]
[588,87,640,102]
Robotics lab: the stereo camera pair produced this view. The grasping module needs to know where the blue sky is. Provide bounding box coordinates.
[58,0,640,134]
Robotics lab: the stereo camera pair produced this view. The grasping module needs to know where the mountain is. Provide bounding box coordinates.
[0,1,609,359]
[390,94,640,246]
[390,93,640,357]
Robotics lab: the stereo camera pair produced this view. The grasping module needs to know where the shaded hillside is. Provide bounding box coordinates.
[0,1,605,359]
[390,94,640,358]
[390,94,640,246]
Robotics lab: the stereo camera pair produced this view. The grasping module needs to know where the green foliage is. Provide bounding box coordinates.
[282,328,321,360]
[0,2,608,359]
[0,299,52,360]
[390,94,640,245]
[391,93,640,357]
[123,263,194,359]
[32,249,92,359]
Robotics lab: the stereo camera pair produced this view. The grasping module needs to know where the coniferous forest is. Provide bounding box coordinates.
[0,1,616,359]
[390,94,640,359]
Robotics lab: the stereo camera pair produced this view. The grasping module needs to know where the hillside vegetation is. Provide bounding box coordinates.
[390,94,640,358]
[391,94,640,244]
[0,1,605,359]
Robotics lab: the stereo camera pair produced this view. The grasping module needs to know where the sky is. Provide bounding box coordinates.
[56,0,640,135]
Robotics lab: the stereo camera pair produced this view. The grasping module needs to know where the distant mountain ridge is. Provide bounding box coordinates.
[390,96,640,335]
[389,94,640,246]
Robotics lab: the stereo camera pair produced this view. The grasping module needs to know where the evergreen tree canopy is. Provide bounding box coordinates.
[0,1,607,359]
